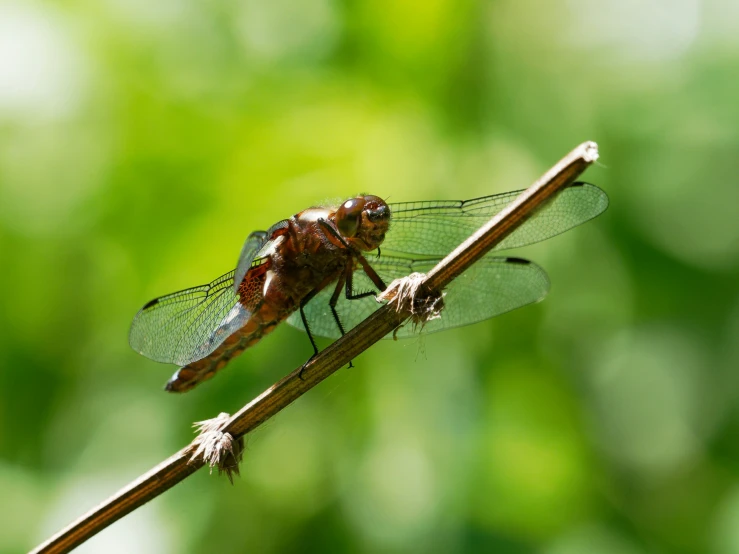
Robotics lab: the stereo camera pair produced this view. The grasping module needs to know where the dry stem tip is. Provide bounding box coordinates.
[583,141,599,162]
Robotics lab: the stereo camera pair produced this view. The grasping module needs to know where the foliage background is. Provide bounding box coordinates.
[1,0,737,552]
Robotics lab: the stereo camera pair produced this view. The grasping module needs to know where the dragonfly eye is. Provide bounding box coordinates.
[336,198,364,237]
[363,195,389,222]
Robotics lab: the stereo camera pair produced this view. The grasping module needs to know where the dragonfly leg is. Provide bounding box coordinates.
[345,267,377,301]
[317,217,387,293]
[340,263,385,370]
[328,272,358,369]
[353,253,387,293]
[317,218,351,248]
[329,273,348,336]
[298,294,320,381]
[298,352,318,381]
[345,258,386,302]
[298,268,357,379]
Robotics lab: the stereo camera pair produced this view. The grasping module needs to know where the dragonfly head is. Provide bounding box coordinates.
[334,194,390,251]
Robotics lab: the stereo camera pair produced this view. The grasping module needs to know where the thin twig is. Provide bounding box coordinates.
[31,141,598,554]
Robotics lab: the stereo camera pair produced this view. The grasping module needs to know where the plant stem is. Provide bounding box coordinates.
[31,141,598,554]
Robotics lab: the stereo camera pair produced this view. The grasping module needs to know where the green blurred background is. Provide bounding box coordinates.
[1,0,737,552]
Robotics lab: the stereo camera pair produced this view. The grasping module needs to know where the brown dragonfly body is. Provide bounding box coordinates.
[153,197,390,392]
[130,183,608,393]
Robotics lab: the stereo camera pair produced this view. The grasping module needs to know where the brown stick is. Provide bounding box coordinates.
[31,141,598,554]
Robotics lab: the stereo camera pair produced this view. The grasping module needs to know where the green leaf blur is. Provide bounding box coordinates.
[0,1,737,553]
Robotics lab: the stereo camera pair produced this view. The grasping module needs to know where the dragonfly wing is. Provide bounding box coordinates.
[234,221,291,294]
[233,229,270,294]
[286,255,549,339]
[392,256,549,337]
[130,270,250,366]
[383,182,608,257]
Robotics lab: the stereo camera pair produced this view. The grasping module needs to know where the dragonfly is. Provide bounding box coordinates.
[130,182,608,392]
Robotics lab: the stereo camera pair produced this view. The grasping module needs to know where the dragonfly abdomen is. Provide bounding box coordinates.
[164,308,288,393]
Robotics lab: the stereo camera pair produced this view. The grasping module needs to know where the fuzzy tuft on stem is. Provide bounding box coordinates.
[189,412,244,484]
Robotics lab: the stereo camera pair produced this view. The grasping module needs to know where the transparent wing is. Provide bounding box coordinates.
[234,230,269,294]
[287,255,550,339]
[383,182,608,257]
[129,270,251,365]
[130,228,272,366]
